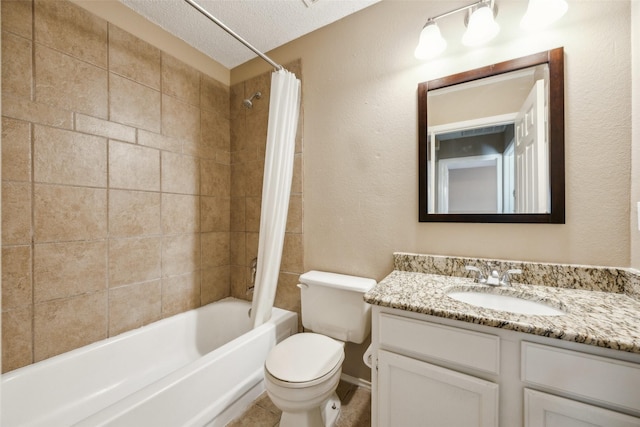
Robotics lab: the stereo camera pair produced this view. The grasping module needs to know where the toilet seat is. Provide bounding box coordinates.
[265,333,345,385]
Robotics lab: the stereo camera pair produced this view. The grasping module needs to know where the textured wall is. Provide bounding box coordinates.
[632,1,640,270]
[233,0,633,280]
[1,0,231,372]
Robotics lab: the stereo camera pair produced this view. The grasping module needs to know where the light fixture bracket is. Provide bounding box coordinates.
[427,0,496,24]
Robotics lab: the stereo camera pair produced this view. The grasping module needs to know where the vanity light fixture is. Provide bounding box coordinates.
[415,0,498,60]
[414,19,447,60]
[415,0,568,60]
[462,2,500,46]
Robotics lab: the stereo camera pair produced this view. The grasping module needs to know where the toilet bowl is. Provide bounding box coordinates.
[264,333,345,427]
[263,271,377,427]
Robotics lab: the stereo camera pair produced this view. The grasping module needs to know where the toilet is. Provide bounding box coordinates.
[264,270,376,427]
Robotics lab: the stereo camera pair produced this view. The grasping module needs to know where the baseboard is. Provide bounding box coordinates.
[340,373,371,390]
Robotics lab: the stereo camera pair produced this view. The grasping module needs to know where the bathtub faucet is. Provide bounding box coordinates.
[247,258,258,294]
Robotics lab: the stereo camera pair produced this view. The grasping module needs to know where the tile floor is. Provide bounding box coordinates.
[226,381,371,427]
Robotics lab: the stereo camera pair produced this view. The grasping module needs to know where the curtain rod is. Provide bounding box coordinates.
[183,0,284,71]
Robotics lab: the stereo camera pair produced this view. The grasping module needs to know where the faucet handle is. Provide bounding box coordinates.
[465,265,487,283]
[499,269,522,286]
[248,257,258,295]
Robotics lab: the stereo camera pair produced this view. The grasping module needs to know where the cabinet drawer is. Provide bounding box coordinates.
[379,313,500,374]
[521,342,640,414]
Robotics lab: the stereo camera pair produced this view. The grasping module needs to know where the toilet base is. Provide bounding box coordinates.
[321,392,341,427]
[279,392,341,427]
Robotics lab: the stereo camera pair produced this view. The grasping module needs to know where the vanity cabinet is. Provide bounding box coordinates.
[371,306,640,427]
[377,350,498,426]
[375,310,500,427]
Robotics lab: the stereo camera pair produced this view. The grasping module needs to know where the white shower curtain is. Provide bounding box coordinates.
[250,69,301,328]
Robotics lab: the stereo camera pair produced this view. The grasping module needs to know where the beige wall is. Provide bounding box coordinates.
[234,0,633,281]
[632,0,640,270]
[0,0,3,378]
[1,0,231,372]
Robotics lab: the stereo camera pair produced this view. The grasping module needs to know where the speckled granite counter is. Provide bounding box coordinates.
[393,252,640,299]
[365,260,640,354]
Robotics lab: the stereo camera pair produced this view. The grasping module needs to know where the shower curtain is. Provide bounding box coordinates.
[250,69,301,328]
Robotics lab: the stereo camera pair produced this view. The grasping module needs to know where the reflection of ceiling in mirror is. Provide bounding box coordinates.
[428,65,547,126]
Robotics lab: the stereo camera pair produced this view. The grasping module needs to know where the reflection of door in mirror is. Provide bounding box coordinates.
[515,79,548,213]
[428,118,514,214]
[440,154,502,214]
[503,142,515,213]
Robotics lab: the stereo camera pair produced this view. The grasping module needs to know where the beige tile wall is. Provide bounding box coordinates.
[229,60,304,322]
[1,0,232,372]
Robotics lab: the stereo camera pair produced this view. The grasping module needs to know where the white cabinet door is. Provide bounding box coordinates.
[377,350,498,427]
[525,389,640,427]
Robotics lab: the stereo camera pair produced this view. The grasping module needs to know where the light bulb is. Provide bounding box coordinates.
[462,4,500,47]
[415,21,447,60]
[520,0,568,30]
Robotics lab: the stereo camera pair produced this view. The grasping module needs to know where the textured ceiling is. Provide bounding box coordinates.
[120,0,381,69]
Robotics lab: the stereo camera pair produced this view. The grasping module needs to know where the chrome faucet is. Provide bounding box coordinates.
[499,268,522,286]
[486,263,501,285]
[465,265,487,284]
[465,263,522,287]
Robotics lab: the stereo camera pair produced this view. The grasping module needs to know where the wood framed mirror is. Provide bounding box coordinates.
[418,48,565,223]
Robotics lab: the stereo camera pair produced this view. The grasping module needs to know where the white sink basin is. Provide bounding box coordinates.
[446,290,566,316]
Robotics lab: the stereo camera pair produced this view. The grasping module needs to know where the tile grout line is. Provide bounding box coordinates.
[29,0,36,364]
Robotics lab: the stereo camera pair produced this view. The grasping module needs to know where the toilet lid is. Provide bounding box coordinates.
[265,333,344,383]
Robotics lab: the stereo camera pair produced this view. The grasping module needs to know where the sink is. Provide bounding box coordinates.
[446,289,566,316]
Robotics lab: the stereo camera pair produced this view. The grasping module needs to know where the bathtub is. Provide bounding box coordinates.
[1,297,298,427]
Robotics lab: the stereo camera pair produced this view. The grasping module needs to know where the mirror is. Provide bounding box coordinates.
[418,48,565,223]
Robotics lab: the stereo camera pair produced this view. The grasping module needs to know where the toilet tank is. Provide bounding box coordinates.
[298,270,376,344]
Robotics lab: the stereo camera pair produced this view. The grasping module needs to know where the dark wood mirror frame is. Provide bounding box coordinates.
[418,47,565,223]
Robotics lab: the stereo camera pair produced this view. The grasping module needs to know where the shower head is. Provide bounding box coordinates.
[242,91,262,109]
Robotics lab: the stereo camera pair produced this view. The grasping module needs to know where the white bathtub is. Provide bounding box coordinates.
[1,297,298,427]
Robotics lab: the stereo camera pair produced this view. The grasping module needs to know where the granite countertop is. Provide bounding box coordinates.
[365,270,640,354]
